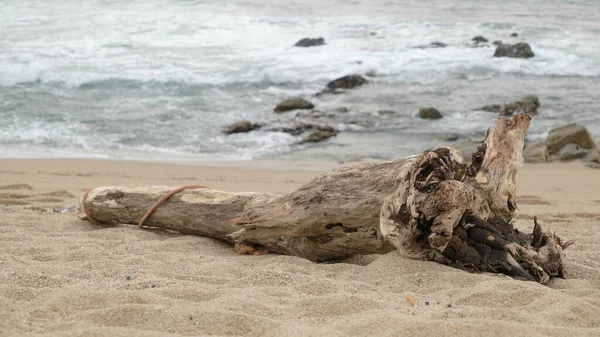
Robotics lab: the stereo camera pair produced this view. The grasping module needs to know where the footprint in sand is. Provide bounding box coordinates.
[516,195,551,205]
[0,183,33,190]
[0,184,34,205]
[573,212,600,220]
[31,190,75,203]
[0,184,75,210]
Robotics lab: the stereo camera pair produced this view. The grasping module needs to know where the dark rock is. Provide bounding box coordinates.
[499,95,540,116]
[498,103,520,116]
[440,133,459,142]
[223,121,263,135]
[518,95,540,114]
[545,123,598,162]
[378,110,396,115]
[472,36,489,43]
[493,42,535,58]
[492,40,503,46]
[480,95,540,116]
[480,104,503,113]
[325,75,368,90]
[294,37,325,47]
[272,123,317,136]
[419,107,443,119]
[428,42,448,48]
[510,32,518,37]
[417,42,447,49]
[299,126,338,144]
[335,107,349,113]
[274,97,314,113]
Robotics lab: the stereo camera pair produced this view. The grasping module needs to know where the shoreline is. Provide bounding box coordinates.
[1,156,598,202]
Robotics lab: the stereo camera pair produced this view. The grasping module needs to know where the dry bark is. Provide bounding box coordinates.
[79,113,573,284]
[79,186,278,241]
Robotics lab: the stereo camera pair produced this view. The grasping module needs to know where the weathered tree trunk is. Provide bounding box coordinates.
[79,113,572,284]
[78,186,279,241]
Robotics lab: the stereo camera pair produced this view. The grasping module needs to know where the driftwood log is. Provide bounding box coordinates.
[78,113,573,284]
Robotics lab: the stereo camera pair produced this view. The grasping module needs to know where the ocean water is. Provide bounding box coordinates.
[1,0,599,162]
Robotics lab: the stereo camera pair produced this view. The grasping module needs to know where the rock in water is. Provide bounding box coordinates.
[416,42,447,48]
[545,123,598,162]
[299,126,338,144]
[274,98,314,113]
[499,95,540,116]
[268,123,317,136]
[419,107,443,119]
[520,95,541,114]
[480,95,540,116]
[472,36,489,43]
[480,104,503,113]
[493,42,535,58]
[294,37,325,47]
[510,32,519,37]
[325,75,367,90]
[223,121,263,135]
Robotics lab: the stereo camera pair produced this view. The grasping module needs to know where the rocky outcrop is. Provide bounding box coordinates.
[521,123,599,167]
[325,75,368,91]
[545,123,598,161]
[480,104,503,113]
[493,42,535,58]
[269,123,317,136]
[480,95,540,116]
[274,97,314,113]
[500,95,540,116]
[294,37,325,47]
[419,107,442,119]
[223,121,263,135]
[299,126,338,144]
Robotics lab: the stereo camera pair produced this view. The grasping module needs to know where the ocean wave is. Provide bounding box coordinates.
[2,0,600,162]
[2,45,597,91]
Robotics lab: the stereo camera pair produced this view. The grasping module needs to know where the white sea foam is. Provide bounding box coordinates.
[1,0,599,161]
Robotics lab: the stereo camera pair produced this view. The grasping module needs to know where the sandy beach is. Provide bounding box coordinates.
[1,158,600,337]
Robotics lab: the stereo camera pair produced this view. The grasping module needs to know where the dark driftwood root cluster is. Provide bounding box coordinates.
[79,113,573,284]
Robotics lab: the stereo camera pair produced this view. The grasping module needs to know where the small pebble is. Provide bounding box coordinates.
[151,284,156,288]
[126,276,131,281]
[425,301,430,305]
[447,303,453,308]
